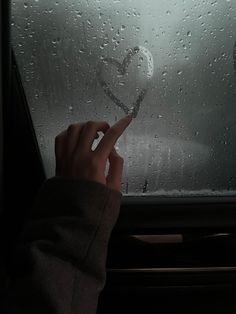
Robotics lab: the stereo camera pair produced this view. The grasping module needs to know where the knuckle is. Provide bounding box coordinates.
[67,124,77,133]
[55,132,64,145]
[102,121,110,128]
[86,121,95,128]
[55,135,60,144]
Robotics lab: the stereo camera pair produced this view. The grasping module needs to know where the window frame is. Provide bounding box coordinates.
[1,0,12,209]
[9,57,236,231]
[8,0,236,231]
[10,56,236,231]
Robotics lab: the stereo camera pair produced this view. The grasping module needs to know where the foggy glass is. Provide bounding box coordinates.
[11,0,236,196]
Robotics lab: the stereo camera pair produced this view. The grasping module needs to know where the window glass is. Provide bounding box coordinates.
[11,0,236,196]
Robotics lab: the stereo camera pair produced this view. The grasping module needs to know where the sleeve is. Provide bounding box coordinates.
[4,177,122,314]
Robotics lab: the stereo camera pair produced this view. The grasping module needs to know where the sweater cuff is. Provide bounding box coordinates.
[32,177,122,225]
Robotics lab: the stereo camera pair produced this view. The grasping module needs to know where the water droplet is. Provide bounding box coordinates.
[187,31,192,37]
[128,107,134,115]
[162,71,167,76]
[177,70,183,75]
[24,2,28,8]
[79,48,85,53]
[68,105,73,113]
[121,25,126,31]
[76,11,82,17]
[166,10,171,15]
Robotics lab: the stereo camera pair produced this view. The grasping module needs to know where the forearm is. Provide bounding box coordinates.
[5,177,121,314]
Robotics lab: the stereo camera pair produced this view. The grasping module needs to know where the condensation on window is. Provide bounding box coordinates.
[11,0,236,196]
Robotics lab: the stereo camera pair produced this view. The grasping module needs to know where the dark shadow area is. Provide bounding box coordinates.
[98,286,236,314]
[1,54,45,270]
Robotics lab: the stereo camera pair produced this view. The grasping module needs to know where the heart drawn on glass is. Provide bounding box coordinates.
[97,46,154,118]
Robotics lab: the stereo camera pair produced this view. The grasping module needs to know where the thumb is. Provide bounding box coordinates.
[106,148,124,192]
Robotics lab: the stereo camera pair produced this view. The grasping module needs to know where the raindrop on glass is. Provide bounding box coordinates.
[68,105,73,113]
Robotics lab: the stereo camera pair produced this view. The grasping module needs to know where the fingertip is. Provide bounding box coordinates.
[125,114,133,120]
[124,115,133,127]
[120,114,133,126]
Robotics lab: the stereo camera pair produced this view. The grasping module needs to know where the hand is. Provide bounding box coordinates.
[55,116,132,192]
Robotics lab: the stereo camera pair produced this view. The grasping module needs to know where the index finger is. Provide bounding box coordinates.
[95,115,132,158]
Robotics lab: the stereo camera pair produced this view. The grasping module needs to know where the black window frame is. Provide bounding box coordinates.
[1,0,46,251]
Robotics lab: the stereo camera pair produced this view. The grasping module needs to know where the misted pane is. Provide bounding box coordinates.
[12,0,236,196]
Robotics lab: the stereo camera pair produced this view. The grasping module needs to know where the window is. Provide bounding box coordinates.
[11,0,236,196]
